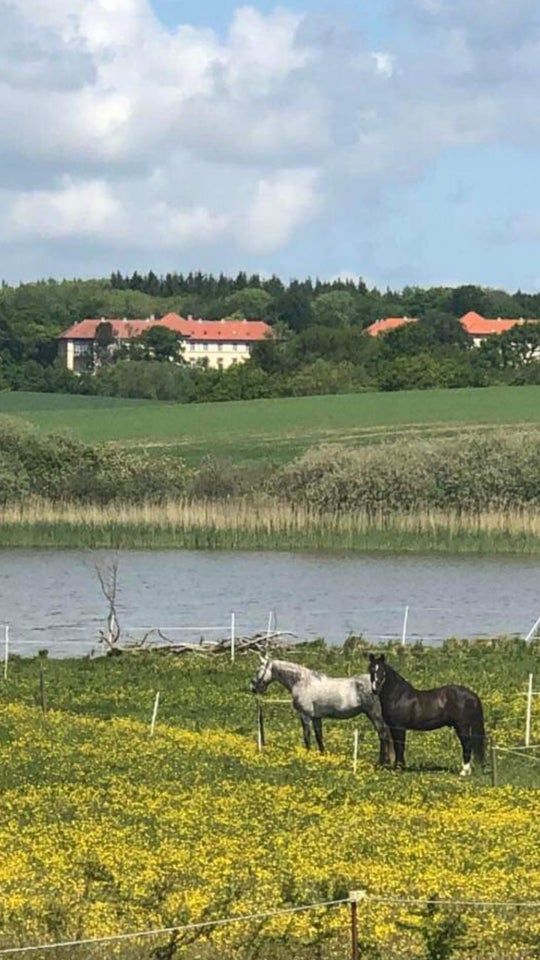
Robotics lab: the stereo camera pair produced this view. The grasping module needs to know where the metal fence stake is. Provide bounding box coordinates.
[525,673,534,747]
[3,624,9,681]
[491,739,498,787]
[150,691,160,737]
[39,667,47,716]
[257,701,265,752]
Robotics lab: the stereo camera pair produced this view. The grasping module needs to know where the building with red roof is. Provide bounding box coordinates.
[365,316,418,336]
[58,312,273,372]
[366,311,540,345]
[459,311,540,345]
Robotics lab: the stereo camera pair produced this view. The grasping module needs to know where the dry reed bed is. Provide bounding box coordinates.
[1,498,540,537]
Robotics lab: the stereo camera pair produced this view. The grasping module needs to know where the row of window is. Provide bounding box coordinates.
[188,342,247,352]
[70,341,249,356]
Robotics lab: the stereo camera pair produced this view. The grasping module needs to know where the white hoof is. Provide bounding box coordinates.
[460,761,472,777]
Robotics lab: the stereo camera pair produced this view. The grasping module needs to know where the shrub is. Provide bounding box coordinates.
[272,431,540,513]
[0,418,190,503]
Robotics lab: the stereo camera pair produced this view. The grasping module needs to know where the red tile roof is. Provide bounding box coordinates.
[460,311,538,336]
[366,312,540,339]
[59,318,155,340]
[366,316,417,336]
[159,313,273,341]
[59,314,273,342]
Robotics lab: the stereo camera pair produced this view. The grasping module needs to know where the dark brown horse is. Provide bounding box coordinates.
[368,654,485,775]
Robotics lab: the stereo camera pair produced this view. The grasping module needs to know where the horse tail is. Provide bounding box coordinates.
[470,697,486,765]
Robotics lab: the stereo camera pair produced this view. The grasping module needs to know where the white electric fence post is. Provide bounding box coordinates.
[401,606,409,646]
[257,701,265,752]
[3,625,9,681]
[353,728,359,775]
[525,614,540,643]
[150,691,160,737]
[525,673,534,747]
[231,612,236,663]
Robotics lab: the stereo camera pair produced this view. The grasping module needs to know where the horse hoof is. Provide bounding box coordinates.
[459,762,472,777]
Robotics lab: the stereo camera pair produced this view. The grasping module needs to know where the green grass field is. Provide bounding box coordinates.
[1,385,539,466]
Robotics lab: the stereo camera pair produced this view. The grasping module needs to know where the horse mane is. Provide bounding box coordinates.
[385,661,414,691]
[272,658,323,679]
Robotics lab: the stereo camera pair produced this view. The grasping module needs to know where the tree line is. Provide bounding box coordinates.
[0,273,539,400]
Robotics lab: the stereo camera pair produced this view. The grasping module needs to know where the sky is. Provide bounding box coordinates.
[3,0,540,291]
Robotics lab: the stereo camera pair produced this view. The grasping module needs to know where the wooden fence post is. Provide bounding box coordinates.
[349,891,366,960]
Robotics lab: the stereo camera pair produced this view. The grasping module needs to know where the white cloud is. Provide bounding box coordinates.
[7,179,121,239]
[243,169,320,251]
[2,0,540,280]
[372,52,394,77]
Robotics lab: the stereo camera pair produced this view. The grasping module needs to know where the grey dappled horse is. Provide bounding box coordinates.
[250,656,392,764]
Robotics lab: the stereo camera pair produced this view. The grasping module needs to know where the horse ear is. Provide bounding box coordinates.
[368,653,375,662]
[380,654,386,663]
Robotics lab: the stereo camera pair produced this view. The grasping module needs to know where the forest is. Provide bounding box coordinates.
[1,271,540,400]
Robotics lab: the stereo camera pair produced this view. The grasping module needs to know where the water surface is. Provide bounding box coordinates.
[0,550,538,656]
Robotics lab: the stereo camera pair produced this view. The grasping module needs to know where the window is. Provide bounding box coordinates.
[189,343,195,352]
[217,343,223,351]
[73,342,91,355]
[203,343,208,351]
[232,343,238,352]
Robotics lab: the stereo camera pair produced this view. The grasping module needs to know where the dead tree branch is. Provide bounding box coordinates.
[95,555,121,651]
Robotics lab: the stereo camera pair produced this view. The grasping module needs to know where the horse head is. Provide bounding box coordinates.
[368,653,387,694]
[250,655,273,694]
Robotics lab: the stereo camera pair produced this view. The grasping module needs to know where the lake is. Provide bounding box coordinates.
[0,549,538,656]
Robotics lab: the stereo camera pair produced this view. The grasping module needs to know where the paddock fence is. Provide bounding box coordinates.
[0,894,540,960]
[1,603,539,660]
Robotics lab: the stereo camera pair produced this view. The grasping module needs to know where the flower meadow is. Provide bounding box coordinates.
[0,640,539,959]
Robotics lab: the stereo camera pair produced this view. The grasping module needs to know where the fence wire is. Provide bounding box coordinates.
[1,897,540,960]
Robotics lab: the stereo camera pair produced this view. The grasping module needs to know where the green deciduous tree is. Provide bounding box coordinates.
[140,326,183,362]
[312,291,356,327]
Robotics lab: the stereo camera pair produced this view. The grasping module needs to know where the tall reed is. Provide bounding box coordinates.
[1,498,539,553]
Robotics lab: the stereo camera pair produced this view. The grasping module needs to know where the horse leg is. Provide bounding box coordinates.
[312,717,325,754]
[378,730,393,767]
[300,714,311,750]
[392,727,407,770]
[364,703,392,766]
[455,725,473,776]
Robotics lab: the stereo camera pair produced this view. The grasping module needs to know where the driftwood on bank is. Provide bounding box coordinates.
[107,630,300,656]
[93,554,301,657]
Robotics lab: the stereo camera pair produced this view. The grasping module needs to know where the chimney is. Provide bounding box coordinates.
[149,314,155,321]
[100,316,105,322]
